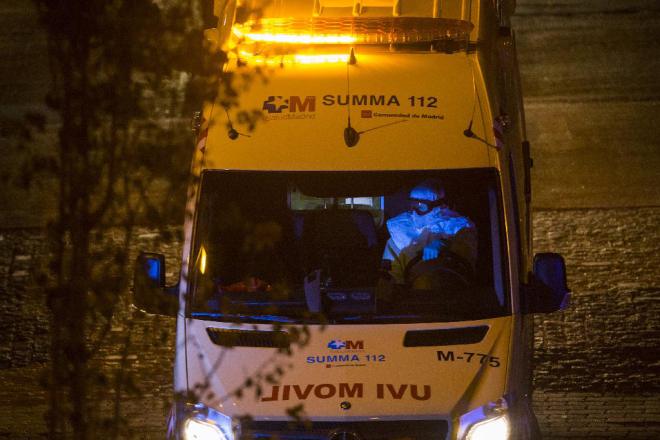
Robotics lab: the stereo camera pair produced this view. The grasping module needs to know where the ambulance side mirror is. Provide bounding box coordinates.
[133,252,178,316]
[523,253,570,314]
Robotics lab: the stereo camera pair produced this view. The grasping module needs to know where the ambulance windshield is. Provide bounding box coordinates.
[189,169,509,324]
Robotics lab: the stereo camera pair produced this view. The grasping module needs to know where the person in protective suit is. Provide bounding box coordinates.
[382,179,477,285]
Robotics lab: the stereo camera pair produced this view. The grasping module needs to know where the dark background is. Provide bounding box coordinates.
[0,0,658,438]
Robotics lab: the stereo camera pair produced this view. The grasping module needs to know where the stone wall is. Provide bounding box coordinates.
[532,208,660,391]
[0,229,50,367]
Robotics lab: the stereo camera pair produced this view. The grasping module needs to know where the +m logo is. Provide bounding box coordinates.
[263,96,316,114]
[328,340,364,350]
[262,96,289,113]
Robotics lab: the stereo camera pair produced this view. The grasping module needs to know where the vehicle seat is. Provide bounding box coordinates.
[292,210,380,287]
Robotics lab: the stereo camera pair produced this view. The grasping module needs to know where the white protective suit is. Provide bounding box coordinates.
[382,204,477,284]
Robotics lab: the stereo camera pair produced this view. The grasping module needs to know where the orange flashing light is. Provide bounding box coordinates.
[235,50,350,65]
[231,17,473,47]
[295,54,350,64]
[199,246,207,274]
[233,27,356,45]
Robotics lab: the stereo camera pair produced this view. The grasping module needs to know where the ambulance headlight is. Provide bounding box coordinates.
[458,398,510,440]
[182,404,233,440]
[464,414,510,440]
[183,418,227,440]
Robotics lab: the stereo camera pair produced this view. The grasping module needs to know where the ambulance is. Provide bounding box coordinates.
[133,0,570,439]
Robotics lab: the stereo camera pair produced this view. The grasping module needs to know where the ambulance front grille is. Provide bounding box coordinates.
[239,419,449,439]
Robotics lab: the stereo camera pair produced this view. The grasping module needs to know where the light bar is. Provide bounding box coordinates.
[231,17,473,46]
[233,27,355,45]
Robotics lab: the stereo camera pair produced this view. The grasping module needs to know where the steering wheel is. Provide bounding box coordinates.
[404,250,474,289]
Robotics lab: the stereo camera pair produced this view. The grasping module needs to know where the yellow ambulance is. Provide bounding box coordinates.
[134,1,570,439]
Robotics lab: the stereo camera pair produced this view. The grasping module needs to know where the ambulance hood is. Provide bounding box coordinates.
[185,316,511,419]
[203,52,495,171]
